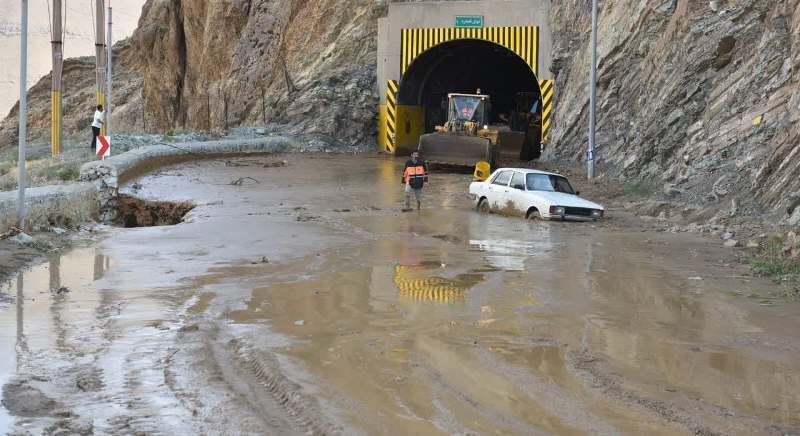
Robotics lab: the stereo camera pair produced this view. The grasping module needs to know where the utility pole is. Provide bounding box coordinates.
[106,3,112,143]
[18,0,29,227]
[587,0,598,180]
[51,0,63,156]
[94,0,106,136]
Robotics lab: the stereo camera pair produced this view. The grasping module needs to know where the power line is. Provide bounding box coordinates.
[89,0,95,43]
[45,0,53,40]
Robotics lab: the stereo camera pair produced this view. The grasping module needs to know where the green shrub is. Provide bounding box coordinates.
[750,238,800,277]
[623,181,657,197]
[56,166,80,181]
[0,161,14,176]
[750,238,800,301]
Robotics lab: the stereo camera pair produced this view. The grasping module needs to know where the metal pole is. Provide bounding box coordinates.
[51,0,63,156]
[588,0,598,180]
[95,0,105,136]
[18,0,29,227]
[106,4,112,143]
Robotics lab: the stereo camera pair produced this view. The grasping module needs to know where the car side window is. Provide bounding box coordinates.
[510,172,525,190]
[492,171,511,186]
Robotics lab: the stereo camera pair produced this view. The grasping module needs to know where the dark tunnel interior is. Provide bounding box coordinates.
[398,39,541,133]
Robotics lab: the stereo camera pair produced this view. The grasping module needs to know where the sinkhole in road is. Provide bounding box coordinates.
[114,195,195,228]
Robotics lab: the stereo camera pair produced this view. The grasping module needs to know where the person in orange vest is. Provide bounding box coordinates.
[402,151,429,211]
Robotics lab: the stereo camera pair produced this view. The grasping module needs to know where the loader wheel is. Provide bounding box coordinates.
[477,198,490,214]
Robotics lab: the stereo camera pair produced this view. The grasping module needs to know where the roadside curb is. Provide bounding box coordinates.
[0,183,98,232]
[0,136,295,232]
[79,137,295,223]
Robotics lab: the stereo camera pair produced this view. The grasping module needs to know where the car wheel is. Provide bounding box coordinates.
[477,198,490,214]
[526,209,541,220]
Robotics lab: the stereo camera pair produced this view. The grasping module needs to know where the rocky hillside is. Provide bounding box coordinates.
[0,0,382,148]
[547,0,800,219]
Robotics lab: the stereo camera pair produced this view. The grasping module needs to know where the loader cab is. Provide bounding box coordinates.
[448,94,491,127]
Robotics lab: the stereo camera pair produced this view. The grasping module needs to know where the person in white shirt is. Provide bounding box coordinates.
[91,105,104,150]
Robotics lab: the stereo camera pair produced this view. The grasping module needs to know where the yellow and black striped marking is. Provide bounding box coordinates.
[539,79,554,144]
[386,80,398,152]
[51,90,62,155]
[401,26,539,75]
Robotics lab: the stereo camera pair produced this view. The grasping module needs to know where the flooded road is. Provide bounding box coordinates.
[1,154,799,434]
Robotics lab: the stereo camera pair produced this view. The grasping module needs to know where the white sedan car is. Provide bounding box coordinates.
[469,168,605,221]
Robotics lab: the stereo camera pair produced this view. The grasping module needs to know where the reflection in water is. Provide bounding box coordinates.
[16,272,26,357]
[469,238,549,271]
[94,253,110,281]
[467,213,557,271]
[1,247,111,383]
[49,255,60,291]
[393,263,483,303]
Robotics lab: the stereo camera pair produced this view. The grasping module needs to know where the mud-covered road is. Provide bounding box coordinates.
[1,154,799,435]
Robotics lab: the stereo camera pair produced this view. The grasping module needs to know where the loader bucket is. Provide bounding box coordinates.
[418,133,494,168]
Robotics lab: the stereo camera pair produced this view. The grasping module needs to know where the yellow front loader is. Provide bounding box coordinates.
[417,93,499,169]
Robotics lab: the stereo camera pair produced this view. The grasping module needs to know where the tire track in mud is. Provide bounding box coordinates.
[174,319,344,435]
[408,337,550,435]
[228,337,342,435]
[564,349,796,436]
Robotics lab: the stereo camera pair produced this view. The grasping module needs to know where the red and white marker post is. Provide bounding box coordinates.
[96,134,110,159]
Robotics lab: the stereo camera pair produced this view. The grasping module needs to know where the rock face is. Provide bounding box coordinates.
[547,0,800,214]
[0,0,382,148]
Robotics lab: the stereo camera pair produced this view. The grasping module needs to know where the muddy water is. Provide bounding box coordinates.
[1,154,799,434]
[0,247,111,433]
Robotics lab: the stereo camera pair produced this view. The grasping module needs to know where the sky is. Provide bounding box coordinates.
[0,0,147,117]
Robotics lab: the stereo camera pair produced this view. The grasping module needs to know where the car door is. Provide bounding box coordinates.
[487,170,512,209]
[506,171,528,215]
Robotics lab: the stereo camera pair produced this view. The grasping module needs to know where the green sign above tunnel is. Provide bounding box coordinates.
[454,15,484,28]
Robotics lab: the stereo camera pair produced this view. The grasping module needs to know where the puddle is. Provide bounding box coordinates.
[115,194,195,228]
[393,263,483,303]
[0,247,112,433]
[217,197,800,434]
[2,155,799,434]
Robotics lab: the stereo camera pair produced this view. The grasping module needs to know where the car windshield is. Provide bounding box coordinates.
[526,173,576,194]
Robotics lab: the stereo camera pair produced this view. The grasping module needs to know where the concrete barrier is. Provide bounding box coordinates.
[79,136,296,222]
[0,183,98,232]
[0,136,295,232]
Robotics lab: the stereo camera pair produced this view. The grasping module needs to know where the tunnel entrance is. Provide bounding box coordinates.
[397,39,542,160]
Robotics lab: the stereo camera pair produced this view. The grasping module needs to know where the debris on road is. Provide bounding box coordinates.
[294,320,305,326]
[724,239,740,248]
[50,286,70,295]
[230,177,260,186]
[264,160,288,168]
[179,324,200,333]
[10,232,35,246]
[0,227,22,240]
